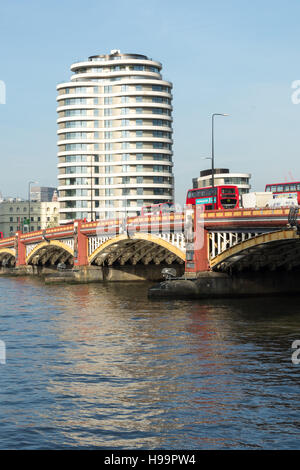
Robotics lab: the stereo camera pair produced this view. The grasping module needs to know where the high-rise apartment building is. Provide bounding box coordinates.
[57,49,174,223]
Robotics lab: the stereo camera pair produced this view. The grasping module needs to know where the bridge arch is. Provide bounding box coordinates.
[89,233,185,266]
[210,229,300,273]
[0,248,16,267]
[26,240,74,266]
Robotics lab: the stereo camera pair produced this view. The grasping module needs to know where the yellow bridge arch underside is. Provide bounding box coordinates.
[210,228,299,269]
[0,248,16,258]
[88,232,185,264]
[26,240,74,264]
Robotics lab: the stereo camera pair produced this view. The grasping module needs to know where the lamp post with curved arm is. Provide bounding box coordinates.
[211,113,229,189]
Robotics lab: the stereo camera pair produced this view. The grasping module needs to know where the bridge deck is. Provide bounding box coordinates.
[0,207,291,248]
[0,207,294,270]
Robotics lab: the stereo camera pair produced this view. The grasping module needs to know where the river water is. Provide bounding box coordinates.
[0,276,299,449]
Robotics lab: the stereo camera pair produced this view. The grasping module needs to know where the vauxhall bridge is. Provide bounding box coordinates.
[0,207,299,284]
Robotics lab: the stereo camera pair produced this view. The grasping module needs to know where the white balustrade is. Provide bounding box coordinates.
[25,243,39,257]
[62,238,74,250]
[209,232,258,259]
[88,236,110,255]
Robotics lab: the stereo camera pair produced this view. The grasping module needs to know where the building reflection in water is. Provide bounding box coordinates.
[42,283,249,448]
[4,277,300,449]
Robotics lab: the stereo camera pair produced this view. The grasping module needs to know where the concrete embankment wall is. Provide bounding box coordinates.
[0,264,185,283]
[74,264,185,282]
[148,271,300,299]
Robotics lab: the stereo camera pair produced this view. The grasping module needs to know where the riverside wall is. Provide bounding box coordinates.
[0,263,185,283]
[148,271,300,299]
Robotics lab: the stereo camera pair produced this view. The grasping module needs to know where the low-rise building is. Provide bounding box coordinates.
[0,199,60,238]
[30,186,57,202]
[40,201,60,229]
[192,168,251,200]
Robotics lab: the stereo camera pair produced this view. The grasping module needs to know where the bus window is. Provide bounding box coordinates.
[277,185,283,192]
[221,188,235,194]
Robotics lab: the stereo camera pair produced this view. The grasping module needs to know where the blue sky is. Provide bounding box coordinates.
[1,0,300,204]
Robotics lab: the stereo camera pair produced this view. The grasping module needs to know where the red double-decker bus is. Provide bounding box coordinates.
[265,181,300,205]
[186,185,239,210]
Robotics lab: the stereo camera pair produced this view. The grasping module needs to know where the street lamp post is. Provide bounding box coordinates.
[28,181,38,232]
[90,159,93,222]
[211,113,229,189]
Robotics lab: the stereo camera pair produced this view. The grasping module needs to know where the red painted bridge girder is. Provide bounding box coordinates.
[0,207,292,267]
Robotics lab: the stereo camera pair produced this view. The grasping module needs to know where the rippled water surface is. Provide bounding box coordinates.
[0,276,300,449]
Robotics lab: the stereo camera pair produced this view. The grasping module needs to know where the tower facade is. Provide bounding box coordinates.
[57,50,174,223]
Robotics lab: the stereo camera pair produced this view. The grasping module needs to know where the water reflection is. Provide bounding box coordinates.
[0,277,300,449]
